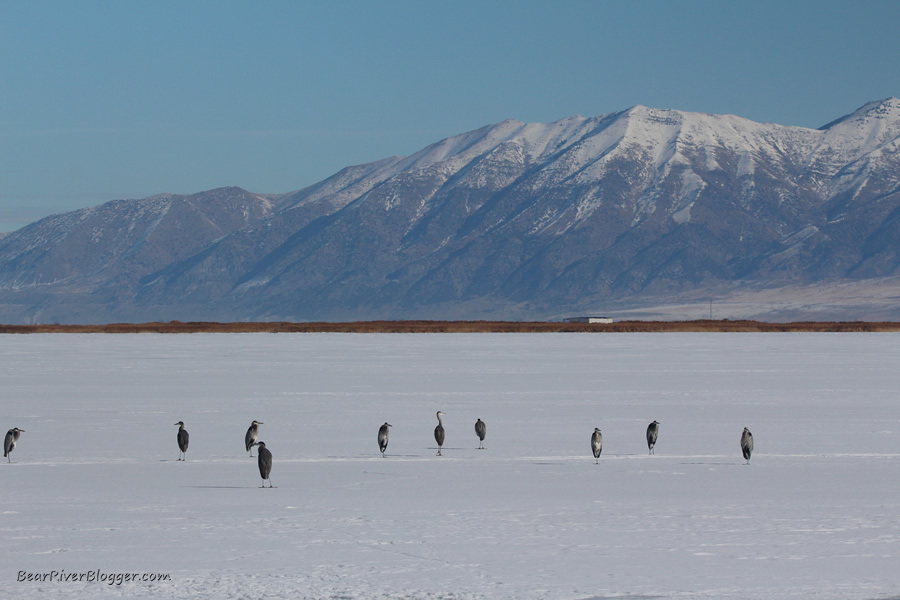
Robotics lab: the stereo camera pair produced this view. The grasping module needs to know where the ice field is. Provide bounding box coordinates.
[1,332,899,599]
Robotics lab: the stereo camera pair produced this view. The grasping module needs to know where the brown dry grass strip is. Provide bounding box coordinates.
[2,320,900,334]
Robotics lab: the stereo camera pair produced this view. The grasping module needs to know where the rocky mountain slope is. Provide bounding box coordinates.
[1,99,899,323]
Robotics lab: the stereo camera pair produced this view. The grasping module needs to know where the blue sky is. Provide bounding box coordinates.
[1,0,898,232]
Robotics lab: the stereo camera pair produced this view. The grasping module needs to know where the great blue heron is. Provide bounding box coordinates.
[4,427,24,463]
[245,420,264,457]
[174,421,189,461]
[434,411,446,456]
[474,418,486,449]
[646,420,660,455]
[252,441,274,487]
[741,427,754,464]
[591,428,603,464]
[378,422,392,457]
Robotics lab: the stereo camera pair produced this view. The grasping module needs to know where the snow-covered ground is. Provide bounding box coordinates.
[1,333,898,600]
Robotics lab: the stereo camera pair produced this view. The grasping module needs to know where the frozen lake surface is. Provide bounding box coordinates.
[1,332,899,599]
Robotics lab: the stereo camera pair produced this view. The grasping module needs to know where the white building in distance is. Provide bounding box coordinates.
[563,316,613,324]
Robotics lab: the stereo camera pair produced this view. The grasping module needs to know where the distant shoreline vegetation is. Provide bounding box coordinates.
[2,320,900,334]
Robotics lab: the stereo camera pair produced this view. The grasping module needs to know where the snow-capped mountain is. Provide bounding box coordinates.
[1,99,899,324]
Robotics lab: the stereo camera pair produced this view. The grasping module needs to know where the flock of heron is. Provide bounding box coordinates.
[3,415,756,485]
[173,419,274,487]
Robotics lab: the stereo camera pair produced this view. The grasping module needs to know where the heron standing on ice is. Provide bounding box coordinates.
[245,420,264,457]
[253,441,274,487]
[378,422,391,457]
[434,411,446,456]
[174,421,189,461]
[591,428,603,464]
[4,427,24,463]
[474,418,486,449]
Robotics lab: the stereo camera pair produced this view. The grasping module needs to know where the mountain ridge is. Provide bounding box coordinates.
[1,99,899,324]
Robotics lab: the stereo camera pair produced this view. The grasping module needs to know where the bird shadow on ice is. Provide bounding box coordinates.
[576,596,665,600]
[183,485,255,489]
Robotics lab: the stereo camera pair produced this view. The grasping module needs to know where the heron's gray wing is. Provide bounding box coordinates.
[741,431,753,458]
[258,449,273,478]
